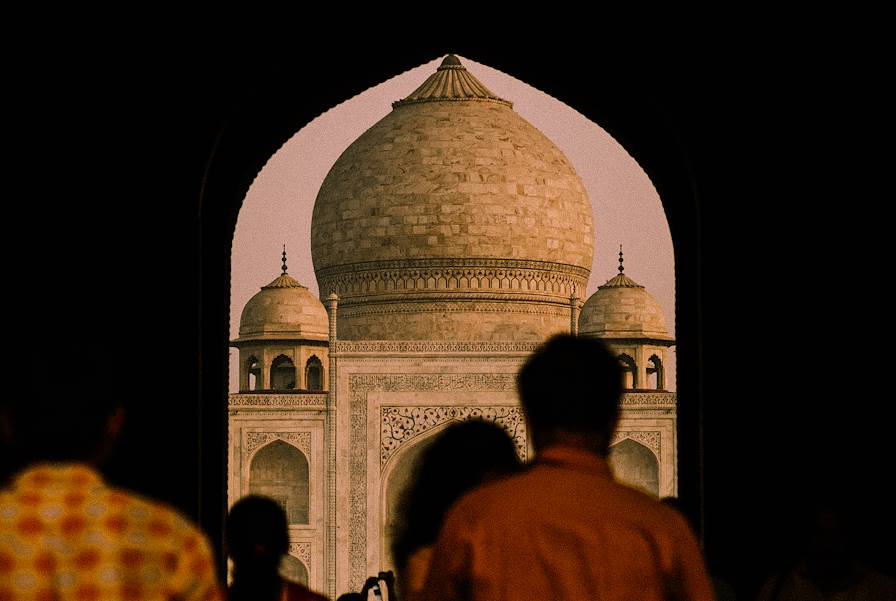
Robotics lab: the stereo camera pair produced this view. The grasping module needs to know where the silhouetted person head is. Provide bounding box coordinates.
[516,333,623,456]
[226,495,289,579]
[391,419,521,574]
[226,495,328,600]
[1,342,125,479]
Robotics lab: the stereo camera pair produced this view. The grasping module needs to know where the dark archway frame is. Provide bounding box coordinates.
[198,47,704,570]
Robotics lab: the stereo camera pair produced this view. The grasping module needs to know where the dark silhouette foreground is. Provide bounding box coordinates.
[225,495,327,601]
[0,353,222,600]
[418,334,716,601]
[391,419,522,599]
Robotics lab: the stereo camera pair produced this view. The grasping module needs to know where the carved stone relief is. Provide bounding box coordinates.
[380,405,528,468]
[229,393,327,407]
[611,430,661,455]
[336,341,538,354]
[620,392,677,406]
[288,542,312,565]
[246,432,312,456]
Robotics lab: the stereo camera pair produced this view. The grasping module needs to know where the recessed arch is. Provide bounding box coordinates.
[609,438,660,498]
[280,554,309,587]
[248,439,309,525]
[270,354,296,391]
[305,355,323,392]
[647,354,664,391]
[246,356,261,391]
[618,353,637,390]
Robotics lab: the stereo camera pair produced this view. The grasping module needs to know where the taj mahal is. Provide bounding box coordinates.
[226,55,676,599]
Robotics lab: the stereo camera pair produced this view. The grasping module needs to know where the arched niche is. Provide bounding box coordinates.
[280,554,309,586]
[248,440,309,524]
[247,356,261,391]
[270,355,296,390]
[619,354,637,389]
[609,438,660,498]
[305,355,323,391]
[647,354,664,391]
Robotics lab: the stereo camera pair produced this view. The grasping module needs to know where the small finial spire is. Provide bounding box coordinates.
[281,245,288,275]
[618,245,625,274]
[440,53,462,68]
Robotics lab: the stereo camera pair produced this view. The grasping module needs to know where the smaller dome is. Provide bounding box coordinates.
[579,251,673,343]
[236,261,329,342]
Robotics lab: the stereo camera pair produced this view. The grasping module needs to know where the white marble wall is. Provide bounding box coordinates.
[228,348,676,598]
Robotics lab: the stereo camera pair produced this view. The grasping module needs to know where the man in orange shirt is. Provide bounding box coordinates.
[0,356,223,601]
[420,334,716,601]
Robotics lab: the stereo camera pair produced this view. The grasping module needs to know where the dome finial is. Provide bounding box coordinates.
[618,245,625,274]
[440,53,462,68]
[281,245,288,275]
[393,53,512,108]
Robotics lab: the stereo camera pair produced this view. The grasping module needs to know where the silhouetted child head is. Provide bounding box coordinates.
[391,419,521,571]
[226,495,290,574]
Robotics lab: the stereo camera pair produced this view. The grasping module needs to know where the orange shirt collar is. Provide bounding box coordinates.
[535,445,613,477]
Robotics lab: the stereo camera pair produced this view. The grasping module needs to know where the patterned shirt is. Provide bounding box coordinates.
[421,445,716,601]
[0,463,222,601]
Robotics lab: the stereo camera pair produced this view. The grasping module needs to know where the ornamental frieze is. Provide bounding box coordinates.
[317,259,588,301]
[611,431,661,455]
[620,392,677,406]
[380,405,528,468]
[228,393,327,407]
[288,542,312,565]
[315,257,591,277]
[336,341,538,353]
[349,373,516,394]
[246,432,312,455]
[337,301,572,317]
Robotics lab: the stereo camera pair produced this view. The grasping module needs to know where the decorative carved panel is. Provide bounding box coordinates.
[288,542,312,565]
[620,392,676,406]
[336,341,538,353]
[229,393,327,407]
[246,432,312,456]
[611,431,661,455]
[380,405,528,468]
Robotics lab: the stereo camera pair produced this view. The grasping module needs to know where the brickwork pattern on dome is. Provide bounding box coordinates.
[312,101,592,270]
[311,93,594,340]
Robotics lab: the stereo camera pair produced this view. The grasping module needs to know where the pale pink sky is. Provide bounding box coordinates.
[230,55,675,392]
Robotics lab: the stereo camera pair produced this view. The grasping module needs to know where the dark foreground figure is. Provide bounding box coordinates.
[0,357,222,601]
[418,334,716,601]
[391,419,522,599]
[225,495,328,601]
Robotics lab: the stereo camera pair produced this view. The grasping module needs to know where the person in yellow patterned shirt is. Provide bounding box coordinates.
[0,354,223,601]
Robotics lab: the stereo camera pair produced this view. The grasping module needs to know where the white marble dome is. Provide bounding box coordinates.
[579,263,672,342]
[237,269,328,342]
[311,55,593,341]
